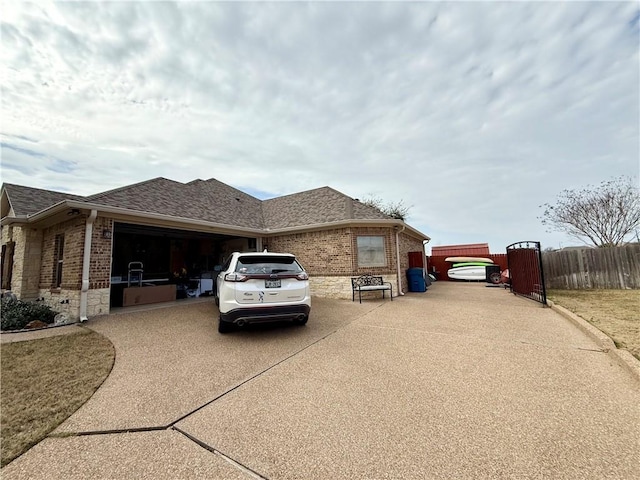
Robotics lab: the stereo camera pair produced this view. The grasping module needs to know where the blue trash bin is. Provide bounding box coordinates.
[406,268,427,292]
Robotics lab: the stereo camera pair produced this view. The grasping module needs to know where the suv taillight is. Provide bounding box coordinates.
[296,272,309,280]
[225,273,248,282]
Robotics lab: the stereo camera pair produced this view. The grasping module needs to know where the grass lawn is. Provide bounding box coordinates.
[1,329,114,467]
[547,289,639,360]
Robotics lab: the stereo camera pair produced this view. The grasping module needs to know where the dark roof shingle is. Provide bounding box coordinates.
[262,187,390,229]
[2,179,393,231]
[2,184,85,216]
[86,177,264,229]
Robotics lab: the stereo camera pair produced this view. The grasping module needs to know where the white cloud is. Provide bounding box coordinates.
[1,1,638,251]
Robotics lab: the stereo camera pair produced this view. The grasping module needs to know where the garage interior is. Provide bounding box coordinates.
[110,222,257,308]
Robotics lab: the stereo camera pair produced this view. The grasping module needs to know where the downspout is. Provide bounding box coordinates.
[79,210,97,322]
[423,239,430,281]
[395,225,406,296]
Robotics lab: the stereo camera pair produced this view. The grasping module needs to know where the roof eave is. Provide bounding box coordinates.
[0,216,29,226]
[7,200,266,236]
[264,219,430,241]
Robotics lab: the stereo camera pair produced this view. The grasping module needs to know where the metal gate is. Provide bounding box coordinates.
[506,241,547,305]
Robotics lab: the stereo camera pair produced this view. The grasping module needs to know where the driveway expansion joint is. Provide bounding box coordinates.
[50,425,168,437]
[168,328,340,427]
[173,426,269,479]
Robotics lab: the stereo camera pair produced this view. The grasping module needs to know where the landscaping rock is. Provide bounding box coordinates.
[54,313,72,325]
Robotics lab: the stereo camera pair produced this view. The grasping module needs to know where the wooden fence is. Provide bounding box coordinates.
[542,244,640,289]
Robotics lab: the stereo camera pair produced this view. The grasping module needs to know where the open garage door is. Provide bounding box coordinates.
[110,223,258,308]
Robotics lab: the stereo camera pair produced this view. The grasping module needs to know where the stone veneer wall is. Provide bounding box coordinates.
[0,226,8,249]
[310,274,398,300]
[34,288,110,321]
[1,226,18,291]
[1,225,44,301]
[4,226,25,295]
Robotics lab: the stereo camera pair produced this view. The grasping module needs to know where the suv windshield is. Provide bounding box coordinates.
[235,256,304,275]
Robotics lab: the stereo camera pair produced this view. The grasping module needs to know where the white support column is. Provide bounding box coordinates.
[79,210,97,322]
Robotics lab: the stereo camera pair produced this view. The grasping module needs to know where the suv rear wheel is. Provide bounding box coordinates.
[218,318,233,334]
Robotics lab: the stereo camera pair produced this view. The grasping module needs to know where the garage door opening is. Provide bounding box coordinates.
[110,223,258,308]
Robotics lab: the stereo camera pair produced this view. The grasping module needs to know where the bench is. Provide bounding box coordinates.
[351,274,393,303]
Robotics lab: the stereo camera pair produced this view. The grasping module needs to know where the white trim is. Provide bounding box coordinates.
[79,209,97,322]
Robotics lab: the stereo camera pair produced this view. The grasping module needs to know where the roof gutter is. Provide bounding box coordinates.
[265,218,430,241]
[79,209,97,322]
[6,200,266,236]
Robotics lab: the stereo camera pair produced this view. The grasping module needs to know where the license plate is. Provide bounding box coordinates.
[265,279,281,288]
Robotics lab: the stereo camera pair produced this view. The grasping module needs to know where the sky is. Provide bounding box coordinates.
[1,1,639,253]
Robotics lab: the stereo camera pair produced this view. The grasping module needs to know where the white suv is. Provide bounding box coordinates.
[215,252,311,333]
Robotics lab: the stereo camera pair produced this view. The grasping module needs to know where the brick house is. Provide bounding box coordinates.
[1,178,429,321]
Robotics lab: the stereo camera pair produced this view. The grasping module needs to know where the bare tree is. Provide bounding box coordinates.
[362,195,412,221]
[540,176,640,247]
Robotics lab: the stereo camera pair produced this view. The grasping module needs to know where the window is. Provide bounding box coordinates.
[357,236,386,267]
[1,241,15,290]
[53,234,65,288]
[235,255,303,274]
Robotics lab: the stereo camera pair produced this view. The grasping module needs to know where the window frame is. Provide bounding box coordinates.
[53,234,65,288]
[356,235,387,268]
[1,241,15,290]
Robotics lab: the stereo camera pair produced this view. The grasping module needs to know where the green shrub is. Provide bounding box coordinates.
[0,298,58,331]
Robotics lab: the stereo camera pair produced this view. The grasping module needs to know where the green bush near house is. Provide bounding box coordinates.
[0,298,58,331]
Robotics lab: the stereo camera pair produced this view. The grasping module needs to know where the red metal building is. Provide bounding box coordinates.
[427,243,507,281]
[430,243,490,257]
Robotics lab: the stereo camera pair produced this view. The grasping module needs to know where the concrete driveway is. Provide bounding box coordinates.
[3,283,639,479]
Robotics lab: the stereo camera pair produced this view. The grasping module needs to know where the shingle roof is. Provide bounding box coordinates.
[1,178,393,231]
[86,177,265,229]
[262,187,390,229]
[2,184,85,217]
